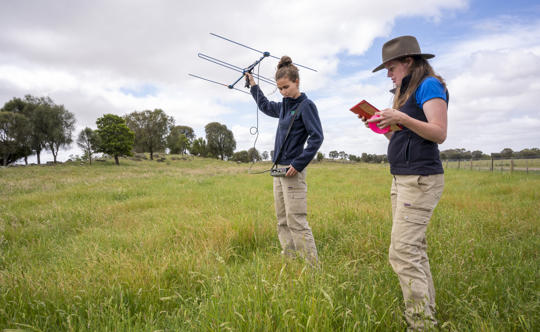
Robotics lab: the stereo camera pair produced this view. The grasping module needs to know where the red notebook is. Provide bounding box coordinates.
[350,100,402,132]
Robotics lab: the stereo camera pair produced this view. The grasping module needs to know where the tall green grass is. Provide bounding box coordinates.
[0,158,538,331]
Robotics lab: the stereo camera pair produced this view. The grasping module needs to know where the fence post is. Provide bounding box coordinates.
[526,159,529,174]
[510,159,514,173]
[458,159,460,169]
[470,159,473,170]
[491,157,494,172]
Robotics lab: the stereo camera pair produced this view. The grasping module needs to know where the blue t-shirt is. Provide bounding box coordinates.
[415,76,447,107]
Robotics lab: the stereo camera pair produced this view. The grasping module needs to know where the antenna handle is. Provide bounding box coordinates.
[229,54,268,89]
[244,68,255,88]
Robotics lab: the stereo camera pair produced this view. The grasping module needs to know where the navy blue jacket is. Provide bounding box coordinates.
[250,85,323,172]
[388,75,447,175]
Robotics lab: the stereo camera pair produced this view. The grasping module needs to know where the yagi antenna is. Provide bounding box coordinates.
[189,32,318,92]
[197,53,276,87]
[209,33,318,73]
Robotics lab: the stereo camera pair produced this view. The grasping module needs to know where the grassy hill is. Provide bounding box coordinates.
[0,157,538,331]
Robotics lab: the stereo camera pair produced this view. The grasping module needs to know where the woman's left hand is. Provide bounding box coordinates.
[286,165,298,177]
[367,108,403,128]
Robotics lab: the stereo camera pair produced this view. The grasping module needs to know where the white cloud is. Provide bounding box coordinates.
[437,19,540,152]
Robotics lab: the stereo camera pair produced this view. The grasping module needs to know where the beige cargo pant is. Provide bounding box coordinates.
[273,166,318,264]
[389,174,444,331]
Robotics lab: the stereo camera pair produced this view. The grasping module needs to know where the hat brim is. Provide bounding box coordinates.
[372,53,435,73]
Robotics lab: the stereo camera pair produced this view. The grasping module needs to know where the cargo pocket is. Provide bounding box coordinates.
[287,187,307,215]
[392,205,432,249]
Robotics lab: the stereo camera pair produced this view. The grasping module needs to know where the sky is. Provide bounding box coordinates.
[1,0,539,163]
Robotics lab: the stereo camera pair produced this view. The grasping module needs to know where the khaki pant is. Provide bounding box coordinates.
[389,174,444,331]
[273,166,318,264]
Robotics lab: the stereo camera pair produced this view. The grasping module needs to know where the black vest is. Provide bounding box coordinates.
[387,75,447,175]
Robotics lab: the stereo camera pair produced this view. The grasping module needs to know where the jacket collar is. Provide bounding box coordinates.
[283,92,306,108]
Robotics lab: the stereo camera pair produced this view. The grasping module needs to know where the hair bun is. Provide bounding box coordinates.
[275,55,299,82]
[277,56,293,69]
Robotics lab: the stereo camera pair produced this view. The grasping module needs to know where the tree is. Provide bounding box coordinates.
[28,99,52,164]
[190,137,208,157]
[40,103,76,163]
[500,148,514,159]
[0,112,32,166]
[358,153,387,163]
[95,114,134,165]
[329,150,338,159]
[361,153,370,163]
[316,151,324,162]
[440,148,469,160]
[77,127,98,164]
[348,154,359,162]
[262,151,269,161]
[518,148,540,158]
[232,150,249,163]
[338,151,348,160]
[124,109,174,160]
[1,98,31,164]
[167,125,194,155]
[471,150,484,160]
[171,134,189,155]
[2,95,54,164]
[205,122,236,160]
[247,147,261,162]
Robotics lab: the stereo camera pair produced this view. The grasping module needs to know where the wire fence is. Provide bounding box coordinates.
[443,157,540,174]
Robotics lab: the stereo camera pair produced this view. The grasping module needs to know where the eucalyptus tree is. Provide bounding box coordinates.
[205,122,236,160]
[2,95,75,164]
[0,111,31,166]
[124,109,174,160]
[40,103,76,163]
[167,125,195,155]
[1,95,50,164]
[247,147,261,162]
[190,137,208,157]
[77,127,99,164]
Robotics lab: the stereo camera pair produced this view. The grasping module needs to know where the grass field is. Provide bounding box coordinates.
[0,157,538,331]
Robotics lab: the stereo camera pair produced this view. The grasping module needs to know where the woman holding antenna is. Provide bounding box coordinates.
[364,36,448,331]
[245,56,323,265]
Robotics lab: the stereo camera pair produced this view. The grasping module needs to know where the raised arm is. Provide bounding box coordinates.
[247,73,280,118]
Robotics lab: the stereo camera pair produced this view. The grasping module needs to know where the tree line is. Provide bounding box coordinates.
[322,147,540,164]
[2,95,539,166]
[0,95,274,166]
[439,148,540,160]
[0,96,75,165]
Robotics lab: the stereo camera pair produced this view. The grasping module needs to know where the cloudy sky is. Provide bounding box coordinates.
[1,0,539,162]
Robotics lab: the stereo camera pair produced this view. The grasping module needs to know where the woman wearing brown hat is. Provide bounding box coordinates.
[366,35,448,331]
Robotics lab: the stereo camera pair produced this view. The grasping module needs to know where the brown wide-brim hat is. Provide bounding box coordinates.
[372,35,434,72]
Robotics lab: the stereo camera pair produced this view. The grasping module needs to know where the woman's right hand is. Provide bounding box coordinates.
[245,73,256,87]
